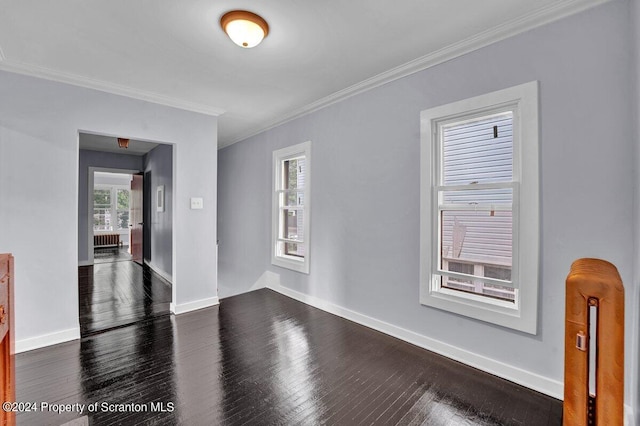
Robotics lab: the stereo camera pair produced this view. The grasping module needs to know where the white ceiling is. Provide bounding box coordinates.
[0,0,609,148]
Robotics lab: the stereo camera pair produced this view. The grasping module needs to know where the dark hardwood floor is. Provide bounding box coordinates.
[79,253,171,336]
[93,246,133,264]
[17,288,562,425]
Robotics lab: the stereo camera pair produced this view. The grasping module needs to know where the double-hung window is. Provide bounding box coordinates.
[272,141,311,274]
[93,185,130,232]
[420,82,539,334]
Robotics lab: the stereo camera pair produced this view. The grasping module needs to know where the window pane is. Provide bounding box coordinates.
[117,189,129,210]
[443,261,474,285]
[442,112,513,185]
[484,265,512,281]
[438,112,514,300]
[285,191,304,207]
[93,208,112,231]
[284,158,305,190]
[285,242,305,258]
[441,261,475,295]
[446,261,474,276]
[117,210,129,230]
[441,210,512,267]
[94,189,111,206]
[282,209,304,241]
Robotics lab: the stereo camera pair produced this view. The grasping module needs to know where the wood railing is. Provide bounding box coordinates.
[564,258,624,425]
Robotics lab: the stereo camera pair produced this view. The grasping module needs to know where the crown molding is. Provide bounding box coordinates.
[221,0,613,148]
[0,58,225,117]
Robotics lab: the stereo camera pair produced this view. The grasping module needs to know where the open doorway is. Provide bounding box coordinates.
[92,171,135,264]
[78,133,174,336]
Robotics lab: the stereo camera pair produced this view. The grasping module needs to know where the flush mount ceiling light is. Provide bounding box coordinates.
[117,138,129,149]
[220,10,269,48]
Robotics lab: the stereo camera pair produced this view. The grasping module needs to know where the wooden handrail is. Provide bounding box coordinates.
[564,258,624,425]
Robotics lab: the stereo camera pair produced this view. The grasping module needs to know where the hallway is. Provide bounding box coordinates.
[78,252,172,336]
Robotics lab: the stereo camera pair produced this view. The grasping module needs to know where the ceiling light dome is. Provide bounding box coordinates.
[220,10,269,48]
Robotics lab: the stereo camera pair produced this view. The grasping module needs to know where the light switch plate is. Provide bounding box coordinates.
[190,197,204,209]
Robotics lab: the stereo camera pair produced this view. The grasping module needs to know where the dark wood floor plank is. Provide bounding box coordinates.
[78,253,171,336]
[17,274,562,425]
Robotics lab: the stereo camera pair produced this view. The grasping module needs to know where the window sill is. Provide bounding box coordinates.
[272,255,309,274]
[420,278,536,335]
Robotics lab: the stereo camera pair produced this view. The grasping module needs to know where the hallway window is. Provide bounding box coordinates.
[420,81,539,334]
[93,186,131,231]
[272,141,311,274]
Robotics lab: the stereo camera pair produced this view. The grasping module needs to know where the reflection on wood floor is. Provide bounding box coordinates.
[18,289,562,425]
[93,246,133,264]
[79,258,171,336]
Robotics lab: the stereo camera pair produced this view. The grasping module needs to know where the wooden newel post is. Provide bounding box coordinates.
[564,258,624,426]
[0,254,15,426]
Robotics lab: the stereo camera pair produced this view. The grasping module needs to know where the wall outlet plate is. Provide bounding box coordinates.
[190,197,204,209]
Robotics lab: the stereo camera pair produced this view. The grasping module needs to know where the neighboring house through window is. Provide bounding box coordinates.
[272,141,311,274]
[420,81,539,334]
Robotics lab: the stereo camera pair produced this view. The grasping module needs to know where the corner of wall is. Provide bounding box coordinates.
[144,259,172,283]
[170,297,219,315]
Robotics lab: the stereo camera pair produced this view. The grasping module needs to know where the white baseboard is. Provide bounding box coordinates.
[143,259,173,283]
[78,260,92,267]
[626,405,635,426]
[171,296,219,315]
[16,327,80,353]
[266,281,564,400]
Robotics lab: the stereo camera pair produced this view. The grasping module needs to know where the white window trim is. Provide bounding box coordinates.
[419,81,539,334]
[271,141,311,274]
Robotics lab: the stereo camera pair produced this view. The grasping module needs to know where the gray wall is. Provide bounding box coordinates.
[78,149,144,262]
[0,70,218,350]
[218,0,638,415]
[144,144,173,278]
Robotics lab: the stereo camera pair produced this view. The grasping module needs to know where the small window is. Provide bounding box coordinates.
[272,141,311,273]
[420,81,539,334]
